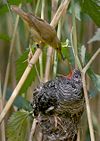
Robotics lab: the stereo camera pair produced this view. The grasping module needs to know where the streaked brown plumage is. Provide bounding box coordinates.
[11,5,64,60]
[32,69,84,141]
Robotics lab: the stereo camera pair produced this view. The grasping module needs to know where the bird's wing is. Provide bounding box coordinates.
[33,79,59,115]
[55,76,84,114]
[27,14,56,43]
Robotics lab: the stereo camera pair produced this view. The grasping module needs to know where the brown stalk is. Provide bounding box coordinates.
[82,48,100,141]
[44,0,71,82]
[29,2,45,139]
[29,118,38,141]
[0,73,5,141]
[3,4,22,100]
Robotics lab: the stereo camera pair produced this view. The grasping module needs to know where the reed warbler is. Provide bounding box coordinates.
[11,5,64,60]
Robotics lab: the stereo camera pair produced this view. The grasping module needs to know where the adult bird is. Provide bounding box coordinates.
[11,5,64,60]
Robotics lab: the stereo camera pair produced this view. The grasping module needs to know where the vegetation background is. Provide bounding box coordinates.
[0,0,100,141]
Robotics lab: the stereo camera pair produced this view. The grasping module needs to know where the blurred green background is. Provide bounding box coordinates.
[0,0,100,141]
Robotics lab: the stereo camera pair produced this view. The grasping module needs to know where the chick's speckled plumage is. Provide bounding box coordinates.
[32,69,84,141]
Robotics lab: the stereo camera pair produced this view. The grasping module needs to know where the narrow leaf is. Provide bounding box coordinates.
[61,40,75,67]
[69,2,81,21]
[80,0,100,26]
[87,69,100,92]
[88,28,100,43]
